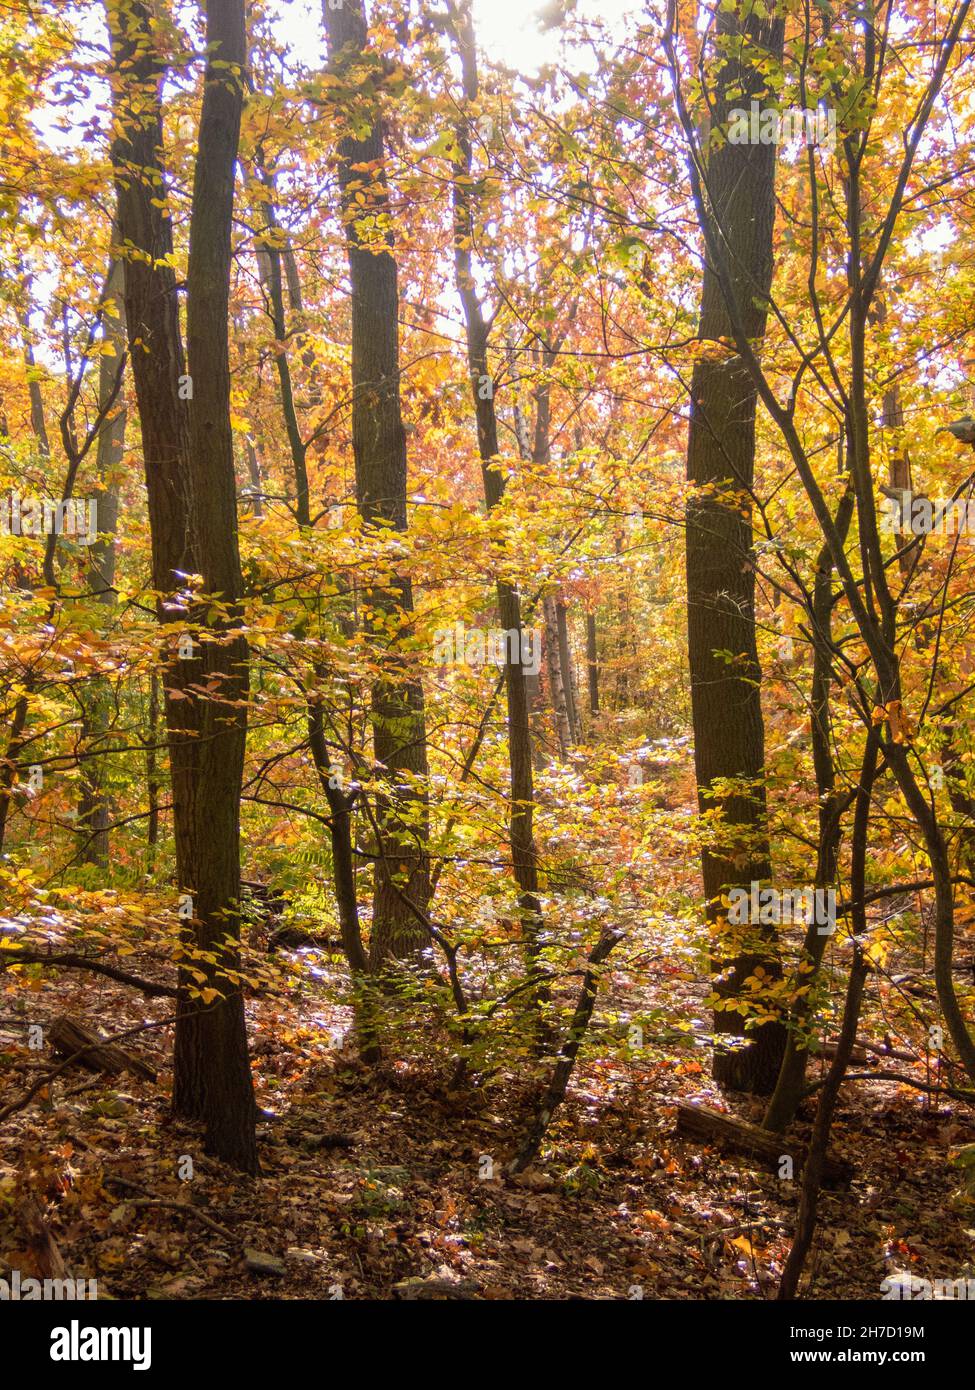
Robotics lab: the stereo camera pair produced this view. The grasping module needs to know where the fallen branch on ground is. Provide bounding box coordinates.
[49,1014,157,1082]
[1,948,179,999]
[675,1101,853,1185]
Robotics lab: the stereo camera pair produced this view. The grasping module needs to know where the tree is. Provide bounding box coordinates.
[323,0,432,964]
[668,1,787,1093]
[108,0,257,1171]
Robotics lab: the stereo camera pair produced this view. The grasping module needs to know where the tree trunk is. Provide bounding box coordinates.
[684,6,786,1094]
[543,594,573,758]
[586,611,599,718]
[107,0,257,1171]
[777,948,868,1298]
[763,486,857,1131]
[173,0,257,1172]
[79,251,126,866]
[446,0,546,1014]
[555,600,581,744]
[324,0,431,963]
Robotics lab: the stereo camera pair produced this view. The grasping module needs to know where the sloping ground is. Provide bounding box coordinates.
[2,906,973,1300]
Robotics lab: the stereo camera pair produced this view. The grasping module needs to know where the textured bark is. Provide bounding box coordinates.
[79,252,126,866]
[543,594,573,758]
[555,600,580,743]
[676,1102,852,1185]
[324,0,431,963]
[684,7,786,1093]
[586,612,599,718]
[107,0,256,1170]
[49,1015,156,1083]
[173,0,257,1172]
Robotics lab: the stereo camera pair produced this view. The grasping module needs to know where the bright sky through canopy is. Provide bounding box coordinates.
[267,0,640,75]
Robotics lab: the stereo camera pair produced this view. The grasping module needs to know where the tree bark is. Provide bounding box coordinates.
[763,486,857,1131]
[556,599,580,743]
[79,251,126,866]
[107,0,257,1171]
[684,6,786,1093]
[543,593,573,758]
[173,0,257,1172]
[586,611,599,718]
[445,0,546,1013]
[324,0,431,963]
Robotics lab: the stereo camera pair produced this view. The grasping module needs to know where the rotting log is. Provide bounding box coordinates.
[49,1015,157,1083]
[675,1101,852,1184]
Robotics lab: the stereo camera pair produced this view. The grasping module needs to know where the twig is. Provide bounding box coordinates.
[110,1196,234,1243]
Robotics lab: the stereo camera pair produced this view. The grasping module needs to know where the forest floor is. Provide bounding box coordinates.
[3,929,974,1300]
[3,760,975,1300]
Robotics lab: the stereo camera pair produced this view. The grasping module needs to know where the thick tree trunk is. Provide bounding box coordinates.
[173,0,257,1172]
[107,0,256,1171]
[684,7,786,1094]
[324,0,431,963]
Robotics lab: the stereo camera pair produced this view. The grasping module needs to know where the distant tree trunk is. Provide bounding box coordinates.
[586,612,599,718]
[19,290,51,456]
[543,594,573,758]
[324,0,431,963]
[252,151,311,527]
[146,671,159,869]
[556,601,580,743]
[0,288,50,853]
[529,377,574,757]
[446,0,545,1006]
[243,433,265,518]
[683,6,786,1094]
[79,252,126,866]
[107,0,256,1171]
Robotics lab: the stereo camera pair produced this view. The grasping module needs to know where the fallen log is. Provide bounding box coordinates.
[266,923,339,953]
[48,1015,157,1083]
[393,1278,481,1300]
[675,1101,852,1185]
